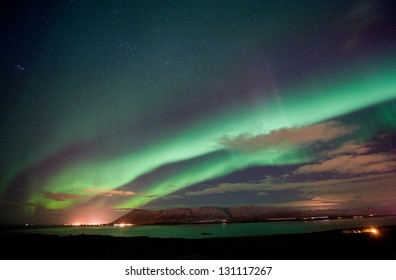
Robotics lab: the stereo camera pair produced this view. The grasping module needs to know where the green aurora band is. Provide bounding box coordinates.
[18,55,396,210]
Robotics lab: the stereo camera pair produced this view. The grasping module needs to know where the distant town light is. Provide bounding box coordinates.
[368,227,379,235]
[114,223,134,227]
[342,227,380,236]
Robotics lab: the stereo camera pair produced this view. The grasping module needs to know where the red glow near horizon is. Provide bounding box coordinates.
[63,208,126,225]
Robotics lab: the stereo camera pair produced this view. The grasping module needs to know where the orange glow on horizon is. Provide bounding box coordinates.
[63,222,108,226]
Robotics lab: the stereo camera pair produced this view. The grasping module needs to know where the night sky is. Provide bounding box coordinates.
[1,0,396,224]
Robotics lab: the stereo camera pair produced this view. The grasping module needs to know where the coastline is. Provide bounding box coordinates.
[1,224,396,260]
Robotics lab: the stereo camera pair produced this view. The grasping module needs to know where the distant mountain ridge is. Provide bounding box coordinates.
[111,206,385,225]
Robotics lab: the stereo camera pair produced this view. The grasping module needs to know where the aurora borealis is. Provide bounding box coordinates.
[1,0,396,224]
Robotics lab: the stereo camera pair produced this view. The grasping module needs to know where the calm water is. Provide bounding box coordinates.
[5,216,396,239]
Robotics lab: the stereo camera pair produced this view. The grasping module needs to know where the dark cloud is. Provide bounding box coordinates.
[85,189,135,197]
[326,141,370,156]
[185,134,396,211]
[297,140,396,175]
[296,153,396,174]
[42,192,87,201]
[219,121,356,153]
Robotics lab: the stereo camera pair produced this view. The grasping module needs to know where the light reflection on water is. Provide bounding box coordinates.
[8,216,396,239]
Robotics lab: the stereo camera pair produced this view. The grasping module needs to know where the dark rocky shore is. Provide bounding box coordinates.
[1,225,396,260]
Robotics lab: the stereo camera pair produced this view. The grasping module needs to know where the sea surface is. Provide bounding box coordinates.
[4,216,396,239]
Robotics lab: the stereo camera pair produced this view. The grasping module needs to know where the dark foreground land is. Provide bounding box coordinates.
[1,225,396,260]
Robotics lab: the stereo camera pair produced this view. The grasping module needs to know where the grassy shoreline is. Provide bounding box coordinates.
[1,225,396,260]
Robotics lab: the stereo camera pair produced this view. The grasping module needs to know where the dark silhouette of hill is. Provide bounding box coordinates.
[112,205,392,225]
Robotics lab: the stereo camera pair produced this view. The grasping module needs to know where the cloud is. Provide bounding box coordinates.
[42,189,136,202]
[296,137,396,175]
[183,175,344,196]
[85,189,136,197]
[219,121,355,152]
[298,174,396,208]
[25,202,37,207]
[184,166,396,198]
[257,191,268,196]
[0,199,37,207]
[326,141,370,156]
[295,153,396,175]
[186,172,396,211]
[184,132,396,210]
[186,182,266,196]
[257,173,395,192]
[42,192,87,201]
[144,194,159,198]
[263,197,342,208]
[161,195,184,200]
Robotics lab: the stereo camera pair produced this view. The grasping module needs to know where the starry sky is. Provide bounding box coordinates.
[1,0,396,224]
